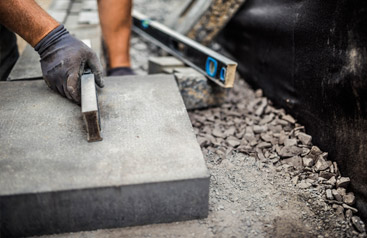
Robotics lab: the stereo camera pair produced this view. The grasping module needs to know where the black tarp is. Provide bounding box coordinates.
[218,0,367,221]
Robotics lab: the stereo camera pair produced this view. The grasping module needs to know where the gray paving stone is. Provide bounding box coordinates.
[0,74,209,237]
[69,2,83,14]
[7,44,42,80]
[48,10,68,23]
[49,0,71,11]
[64,14,80,28]
[78,11,100,25]
[173,68,227,110]
[82,0,98,11]
[148,57,227,110]
[148,56,185,74]
[68,25,102,59]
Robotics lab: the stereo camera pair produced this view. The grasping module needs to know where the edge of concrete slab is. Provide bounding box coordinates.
[0,177,209,237]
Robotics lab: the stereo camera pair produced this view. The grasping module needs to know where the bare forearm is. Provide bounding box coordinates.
[0,0,59,47]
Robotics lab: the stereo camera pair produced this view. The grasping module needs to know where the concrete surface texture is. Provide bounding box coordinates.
[0,75,209,237]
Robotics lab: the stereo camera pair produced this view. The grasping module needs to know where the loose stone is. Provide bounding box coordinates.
[336,177,350,188]
[297,132,312,145]
[284,138,297,147]
[325,189,333,200]
[302,157,314,167]
[282,114,296,124]
[326,176,336,186]
[314,157,332,171]
[343,192,356,206]
[309,146,323,159]
[319,171,335,180]
[342,204,358,213]
[351,216,366,233]
[298,181,312,189]
[279,145,303,158]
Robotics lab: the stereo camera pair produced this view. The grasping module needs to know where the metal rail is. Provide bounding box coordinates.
[132,10,237,88]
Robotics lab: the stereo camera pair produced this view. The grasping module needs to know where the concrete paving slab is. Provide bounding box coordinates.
[49,10,68,23]
[69,2,83,14]
[64,14,80,28]
[68,25,102,59]
[78,11,100,25]
[0,74,210,237]
[82,0,98,11]
[7,44,42,81]
[148,57,227,110]
[49,0,71,11]
[148,56,185,74]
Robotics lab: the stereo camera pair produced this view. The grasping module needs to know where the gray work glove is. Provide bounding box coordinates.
[35,25,104,104]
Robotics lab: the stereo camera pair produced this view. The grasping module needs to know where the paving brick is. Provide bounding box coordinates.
[148,57,227,110]
[148,56,185,74]
[64,13,80,28]
[69,2,83,14]
[48,10,68,23]
[49,0,71,11]
[0,74,209,237]
[7,44,42,81]
[78,11,100,25]
[82,0,98,11]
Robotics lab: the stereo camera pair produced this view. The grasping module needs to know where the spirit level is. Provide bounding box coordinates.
[132,10,237,88]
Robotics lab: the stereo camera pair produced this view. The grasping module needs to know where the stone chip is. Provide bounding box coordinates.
[302,157,314,167]
[351,216,366,233]
[279,145,303,158]
[336,177,350,188]
[297,132,312,145]
[282,156,303,169]
[314,157,332,171]
[284,138,297,147]
[343,192,356,206]
[325,189,333,200]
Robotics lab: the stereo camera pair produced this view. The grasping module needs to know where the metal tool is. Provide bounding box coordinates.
[81,70,102,142]
[132,10,237,88]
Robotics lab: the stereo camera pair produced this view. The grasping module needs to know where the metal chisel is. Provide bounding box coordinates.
[81,70,102,142]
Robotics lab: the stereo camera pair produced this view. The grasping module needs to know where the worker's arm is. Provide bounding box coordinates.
[0,0,104,103]
[0,0,58,47]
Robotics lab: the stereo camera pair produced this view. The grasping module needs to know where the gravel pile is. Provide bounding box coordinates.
[188,78,366,236]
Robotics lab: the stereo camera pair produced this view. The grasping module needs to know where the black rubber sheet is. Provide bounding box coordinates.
[218,0,367,221]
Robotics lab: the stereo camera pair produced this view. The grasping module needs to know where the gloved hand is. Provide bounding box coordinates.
[35,25,104,104]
